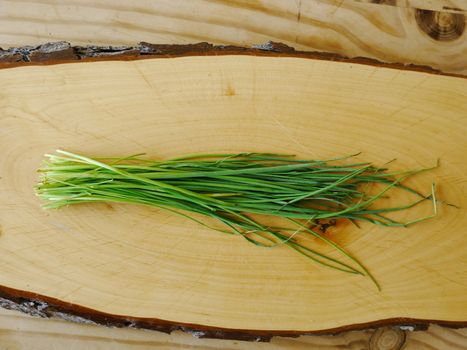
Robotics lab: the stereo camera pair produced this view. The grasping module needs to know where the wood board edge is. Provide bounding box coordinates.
[1,284,465,341]
[0,41,466,78]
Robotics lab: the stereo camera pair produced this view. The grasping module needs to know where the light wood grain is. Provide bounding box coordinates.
[0,55,466,334]
[0,0,466,74]
[1,308,467,350]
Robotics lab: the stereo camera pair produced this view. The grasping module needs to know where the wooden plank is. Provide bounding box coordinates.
[0,54,466,338]
[1,308,466,350]
[0,0,465,74]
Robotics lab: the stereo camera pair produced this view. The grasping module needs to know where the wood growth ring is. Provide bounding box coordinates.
[415,9,466,41]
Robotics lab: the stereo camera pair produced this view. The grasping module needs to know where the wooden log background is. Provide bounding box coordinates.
[1,307,467,350]
[0,0,466,349]
[0,0,466,75]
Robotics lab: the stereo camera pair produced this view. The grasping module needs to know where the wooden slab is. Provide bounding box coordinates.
[0,0,466,75]
[0,53,466,337]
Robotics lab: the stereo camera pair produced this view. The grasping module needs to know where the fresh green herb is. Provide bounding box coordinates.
[36,150,438,290]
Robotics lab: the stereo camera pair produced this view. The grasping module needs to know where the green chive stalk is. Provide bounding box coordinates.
[36,150,438,290]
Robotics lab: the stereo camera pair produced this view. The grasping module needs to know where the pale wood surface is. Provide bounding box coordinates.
[1,308,467,350]
[0,0,466,74]
[1,0,467,347]
[0,56,466,335]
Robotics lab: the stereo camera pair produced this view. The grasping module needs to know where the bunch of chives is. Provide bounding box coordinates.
[36,150,438,290]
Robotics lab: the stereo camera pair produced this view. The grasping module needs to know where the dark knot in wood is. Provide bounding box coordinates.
[369,327,406,350]
[415,9,466,41]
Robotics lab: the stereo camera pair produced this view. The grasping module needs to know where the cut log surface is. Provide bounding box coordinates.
[0,51,466,338]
